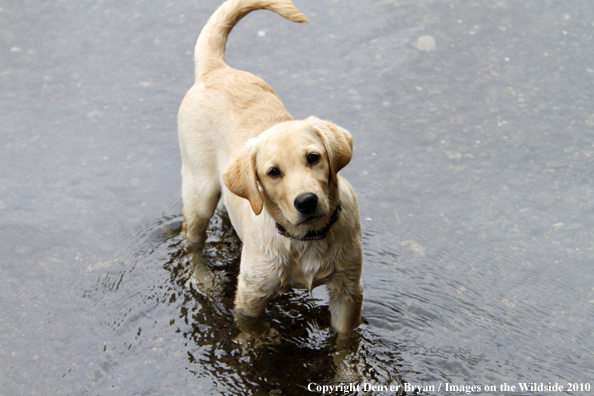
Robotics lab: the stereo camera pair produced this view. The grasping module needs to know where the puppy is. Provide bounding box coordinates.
[178,0,363,334]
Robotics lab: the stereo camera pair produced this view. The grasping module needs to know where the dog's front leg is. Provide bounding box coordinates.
[327,269,364,334]
[233,251,282,347]
[234,265,279,318]
[233,241,284,317]
[327,267,364,381]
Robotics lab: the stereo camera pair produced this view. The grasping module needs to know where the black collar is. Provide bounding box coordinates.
[275,201,342,241]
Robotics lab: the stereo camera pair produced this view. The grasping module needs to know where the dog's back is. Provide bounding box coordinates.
[178,0,308,242]
[178,0,364,335]
[179,0,309,156]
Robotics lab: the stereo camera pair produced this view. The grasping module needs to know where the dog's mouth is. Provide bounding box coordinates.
[276,195,330,229]
[295,213,324,226]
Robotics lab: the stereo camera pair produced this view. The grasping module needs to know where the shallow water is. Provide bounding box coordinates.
[2,0,593,395]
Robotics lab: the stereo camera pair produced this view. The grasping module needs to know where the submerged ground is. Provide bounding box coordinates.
[1,0,593,394]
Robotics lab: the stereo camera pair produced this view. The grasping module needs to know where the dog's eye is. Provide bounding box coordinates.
[268,167,281,178]
[307,153,320,165]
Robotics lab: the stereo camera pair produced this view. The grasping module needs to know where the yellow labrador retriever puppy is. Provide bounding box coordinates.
[178,0,363,334]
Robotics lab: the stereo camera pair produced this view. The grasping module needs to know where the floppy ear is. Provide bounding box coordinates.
[309,116,353,187]
[222,143,264,215]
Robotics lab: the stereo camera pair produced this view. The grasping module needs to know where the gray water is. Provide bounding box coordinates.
[1,0,593,395]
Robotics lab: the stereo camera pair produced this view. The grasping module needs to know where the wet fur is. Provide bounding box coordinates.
[178,0,363,334]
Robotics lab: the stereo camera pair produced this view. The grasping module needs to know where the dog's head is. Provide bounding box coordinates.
[223,116,352,231]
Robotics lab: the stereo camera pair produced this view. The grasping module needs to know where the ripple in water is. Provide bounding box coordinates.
[82,212,406,395]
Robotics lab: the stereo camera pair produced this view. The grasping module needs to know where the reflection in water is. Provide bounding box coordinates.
[5,0,594,393]
[87,212,404,395]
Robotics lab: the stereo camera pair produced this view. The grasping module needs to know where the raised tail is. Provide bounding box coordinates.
[193,0,308,79]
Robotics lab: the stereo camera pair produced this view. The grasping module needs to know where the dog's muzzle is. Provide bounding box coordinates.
[294,192,318,214]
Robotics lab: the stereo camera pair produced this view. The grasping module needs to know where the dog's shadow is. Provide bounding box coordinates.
[154,211,372,393]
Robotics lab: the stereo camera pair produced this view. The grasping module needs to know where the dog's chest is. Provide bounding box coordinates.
[285,241,335,292]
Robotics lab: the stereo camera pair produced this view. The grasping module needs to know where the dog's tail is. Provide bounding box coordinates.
[193,0,308,79]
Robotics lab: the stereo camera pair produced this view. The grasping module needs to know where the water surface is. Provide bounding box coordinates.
[1,0,593,394]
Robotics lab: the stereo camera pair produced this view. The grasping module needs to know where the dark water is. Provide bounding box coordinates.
[2,0,593,395]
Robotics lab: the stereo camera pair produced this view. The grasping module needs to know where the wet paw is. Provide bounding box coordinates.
[233,313,281,351]
[234,326,281,350]
[181,237,205,253]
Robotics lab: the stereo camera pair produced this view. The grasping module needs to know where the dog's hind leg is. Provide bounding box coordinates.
[181,163,221,251]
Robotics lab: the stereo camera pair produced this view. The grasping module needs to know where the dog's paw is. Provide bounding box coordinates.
[332,353,363,384]
[234,326,281,351]
[188,269,222,298]
[332,332,364,383]
[184,250,223,297]
[233,313,281,351]
[181,237,205,253]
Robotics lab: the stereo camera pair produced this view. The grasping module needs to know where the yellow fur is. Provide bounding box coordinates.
[178,0,363,334]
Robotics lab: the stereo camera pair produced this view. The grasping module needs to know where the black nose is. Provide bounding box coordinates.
[294,193,318,214]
